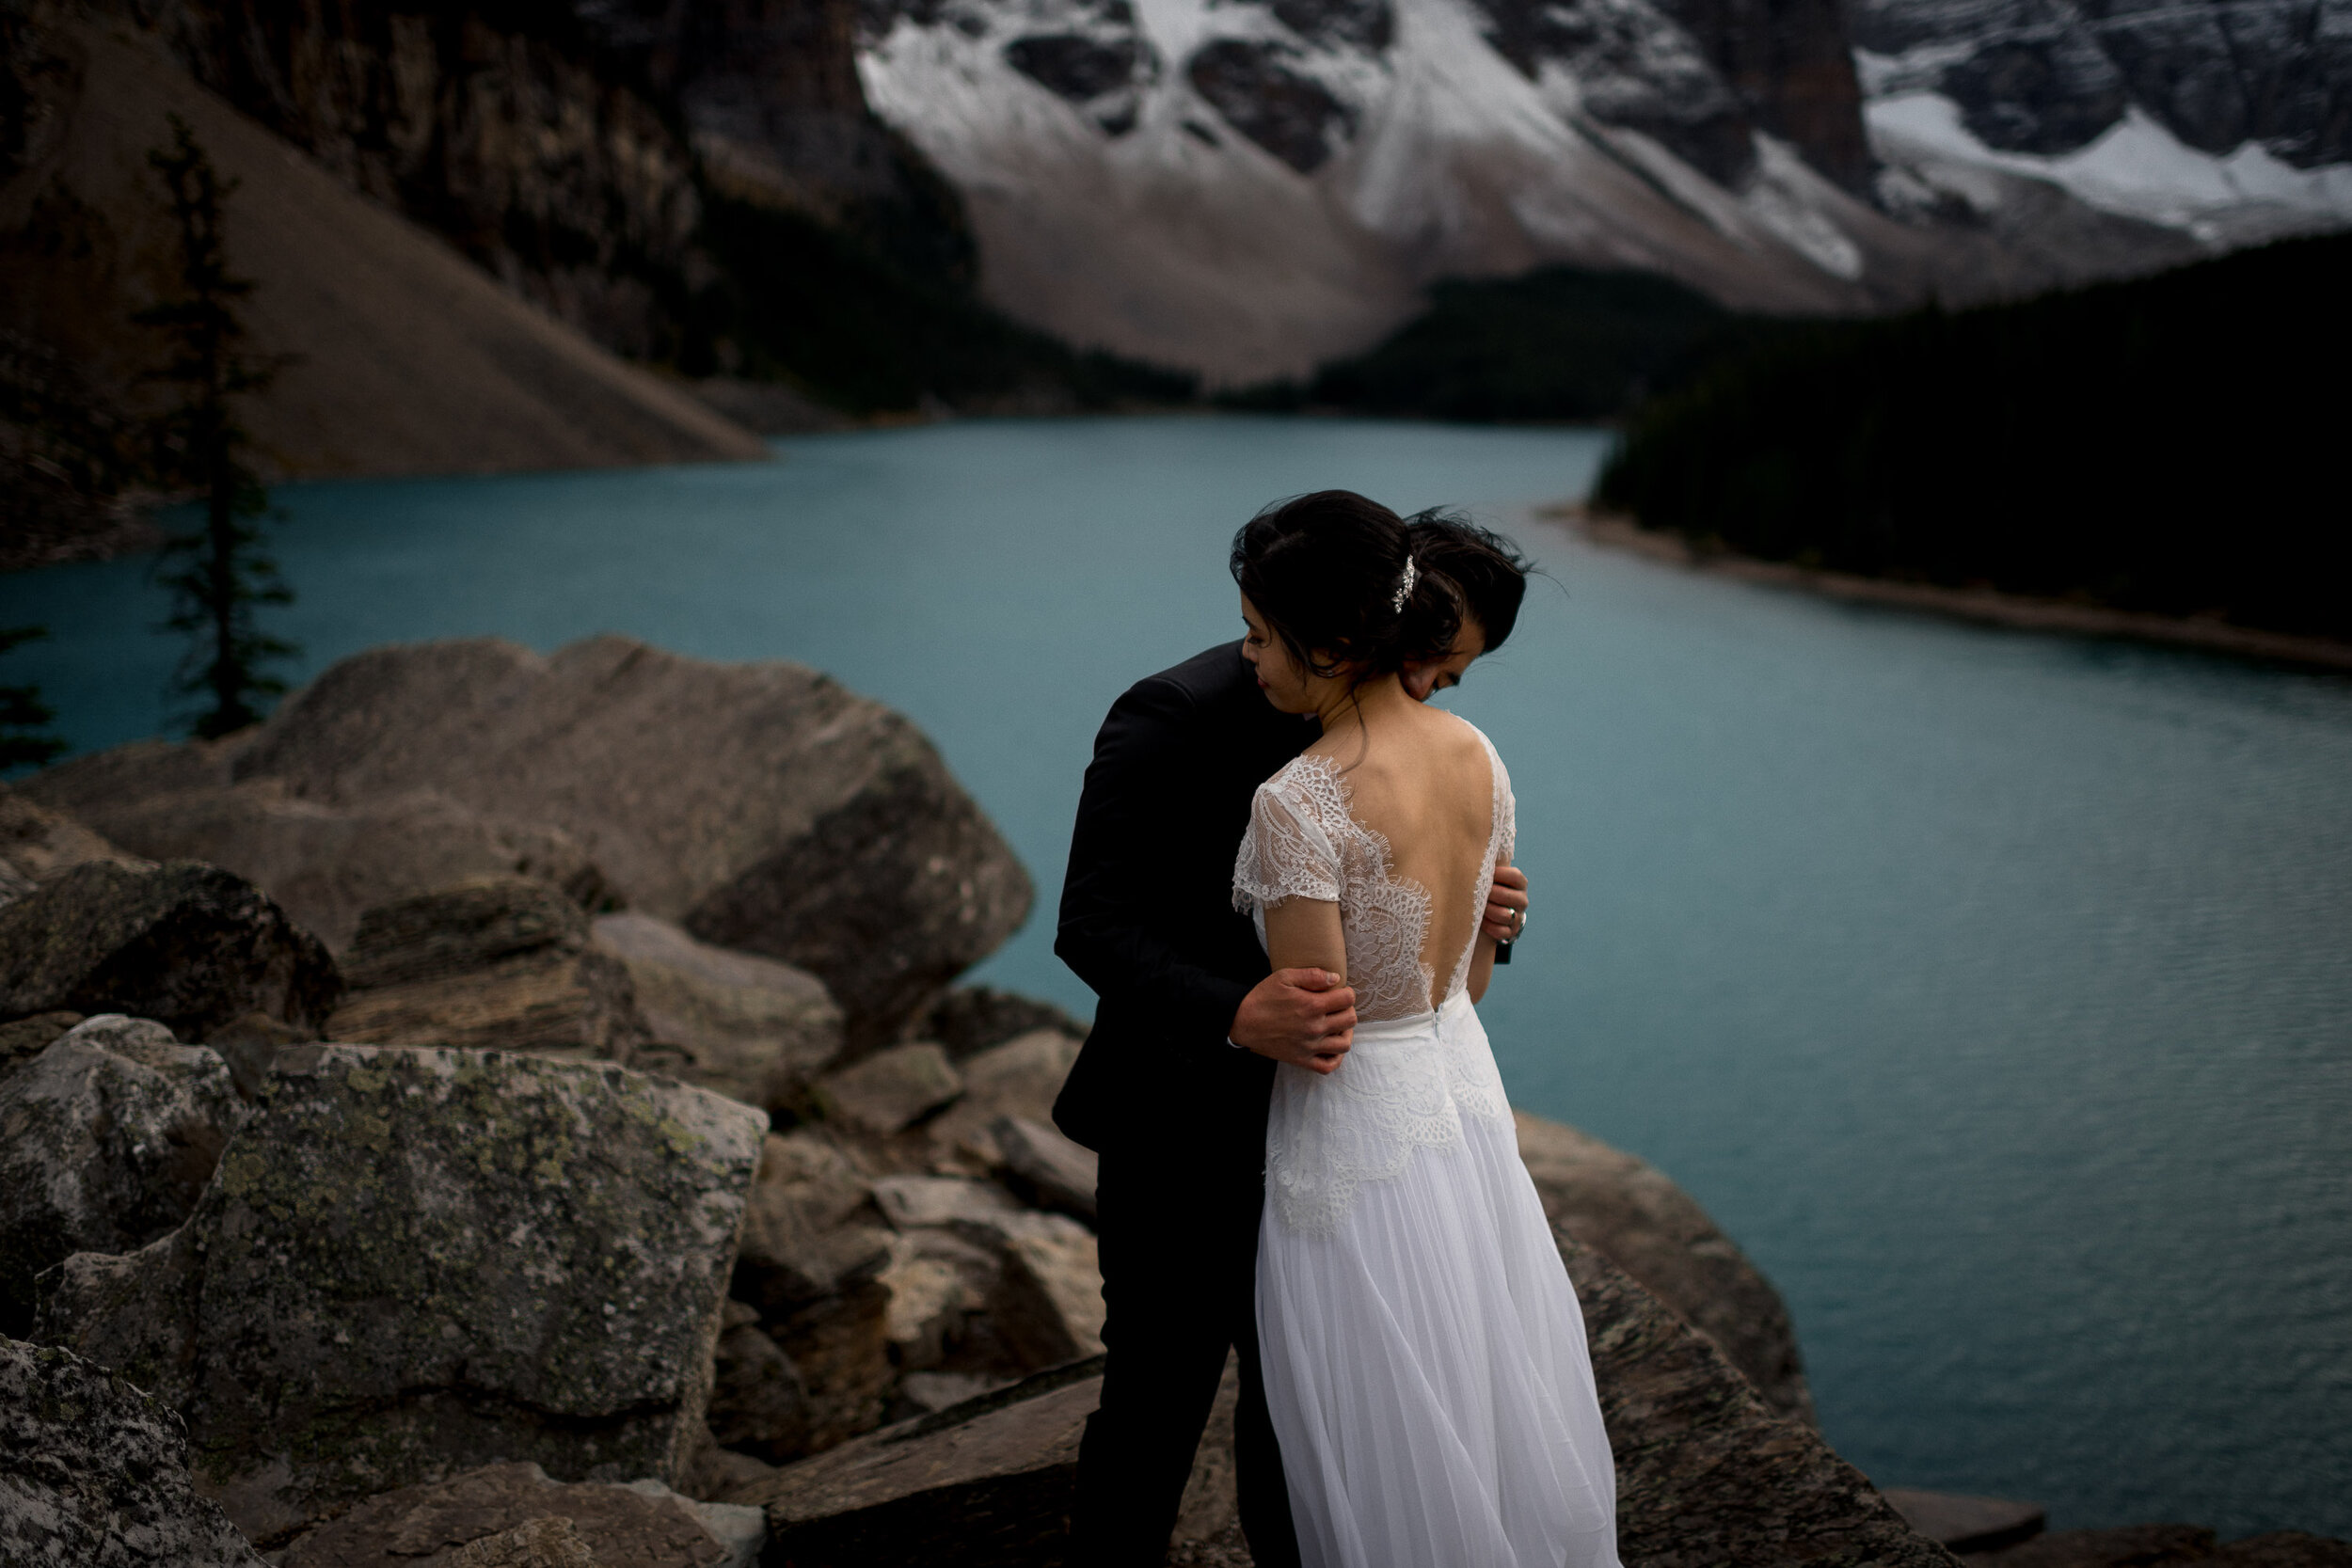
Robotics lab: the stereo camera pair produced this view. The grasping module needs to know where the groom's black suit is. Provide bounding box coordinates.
[1054,641,1313,1568]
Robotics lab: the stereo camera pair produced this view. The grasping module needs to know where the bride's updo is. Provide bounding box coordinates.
[1230,490,1464,681]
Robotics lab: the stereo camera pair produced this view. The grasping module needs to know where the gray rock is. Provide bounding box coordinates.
[921,987,1091,1060]
[0,1009,82,1085]
[878,1231,992,1371]
[274,1461,759,1567]
[35,1044,766,1546]
[729,1133,898,1456]
[0,1336,264,1567]
[594,911,844,1109]
[871,1177,1104,1370]
[2208,1535,2352,1568]
[733,1133,893,1315]
[1559,1228,1952,1568]
[1517,1109,1815,1422]
[0,1015,241,1334]
[737,1360,1105,1563]
[76,636,1034,1048]
[815,1042,961,1134]
[992,1114,1099,1224]
[925,1028,1081,1172]
[326,878,651,1059]
[36,781,607,952]
[1883,1487,2045,1552]
[707,1308,813,1464]
[1972,1527,2220,1568]
[0,860,340,1038]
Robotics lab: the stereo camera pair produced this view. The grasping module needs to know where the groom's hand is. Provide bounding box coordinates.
[1482,863,1529,944]
[1232,969,1358,1075]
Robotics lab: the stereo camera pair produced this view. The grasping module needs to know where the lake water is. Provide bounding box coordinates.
[8,417,2350,1538]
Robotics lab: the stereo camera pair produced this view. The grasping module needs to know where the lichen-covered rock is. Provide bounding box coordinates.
[1559,1229,1953,1568]
[0,1015,241,1334]
[0,1009,82,1085]
[62,636,1032,1048]
[274,1461,764,1568]
[1518,1109,1815,1422]
[326,878,651,1059]
[594,912,844,1109]
[29,780,607,952]
[35,1044,766,1545]
[0,1336,263,1567]
[815,1042,961,1134]
[924,1028,1080,1172]
[0,861,340,1038]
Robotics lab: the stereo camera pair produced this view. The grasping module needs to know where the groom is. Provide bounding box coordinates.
[1053,515,1534,1566]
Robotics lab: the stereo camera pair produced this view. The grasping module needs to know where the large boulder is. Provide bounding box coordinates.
[1559,1229,1951,1568]
[327,877,650,1059]
[0,861,340,1038]
[34,1044,767,1546]
[26,637,1033,1048]
[0,1336,264,1567]
[0,1015,241,1334]
[27,779,607,952]
[594,912,844,1109]
[275,1462,764,1568]
[814,1042,962,1135]
[1518,1109,1815,1422]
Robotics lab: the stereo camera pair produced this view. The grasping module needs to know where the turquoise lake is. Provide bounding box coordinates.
[8,416,2349,1536]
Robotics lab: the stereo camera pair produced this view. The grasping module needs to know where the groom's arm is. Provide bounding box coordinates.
[1056,675,1255,1047]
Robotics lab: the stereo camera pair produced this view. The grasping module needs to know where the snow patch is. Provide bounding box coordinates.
[1867,93,2352,244]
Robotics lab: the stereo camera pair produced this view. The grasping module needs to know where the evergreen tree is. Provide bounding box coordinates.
[0,626,65,772]
[137,115,295,738]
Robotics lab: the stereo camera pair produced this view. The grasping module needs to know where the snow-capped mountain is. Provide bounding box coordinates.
[849,0,2352,379]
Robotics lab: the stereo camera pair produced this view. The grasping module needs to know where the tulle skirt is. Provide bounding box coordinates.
[1256,996,1622,1568]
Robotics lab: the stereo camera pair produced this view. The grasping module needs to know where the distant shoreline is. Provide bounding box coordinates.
[1547,504,2352,675]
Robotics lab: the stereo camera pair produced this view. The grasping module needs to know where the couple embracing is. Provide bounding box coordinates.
[1053,490,1623,1568]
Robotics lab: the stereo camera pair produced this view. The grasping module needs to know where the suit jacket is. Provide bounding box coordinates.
[1052,641,1317,1157]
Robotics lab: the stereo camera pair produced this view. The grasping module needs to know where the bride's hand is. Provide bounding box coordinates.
[1231,968,1358,1075]
[1482,863,1529,944]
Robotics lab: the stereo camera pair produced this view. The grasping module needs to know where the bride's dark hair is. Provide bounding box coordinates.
[1231,490,1463,681]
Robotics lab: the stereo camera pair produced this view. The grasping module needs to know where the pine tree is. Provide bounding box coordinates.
[136,115,296,739]
[0,626,66,772]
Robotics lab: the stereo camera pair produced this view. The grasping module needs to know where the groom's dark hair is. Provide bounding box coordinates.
[1407,514,1532,652]
[1232,490,1460,680]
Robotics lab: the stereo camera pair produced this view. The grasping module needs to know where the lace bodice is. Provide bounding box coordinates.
[1232,721,1515,1022]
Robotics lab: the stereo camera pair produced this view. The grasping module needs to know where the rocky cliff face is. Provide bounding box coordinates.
[114,0,971,357]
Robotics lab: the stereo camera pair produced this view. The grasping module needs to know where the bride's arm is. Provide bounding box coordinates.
[1466,853,1508,1004]
[1262,896,1350,1073]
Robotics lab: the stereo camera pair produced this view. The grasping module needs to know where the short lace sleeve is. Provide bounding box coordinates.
[1494,750,1517,865]
[1233,767,1343,912]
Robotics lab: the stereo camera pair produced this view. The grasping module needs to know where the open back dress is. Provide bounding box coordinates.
[1233,718,1622,1568]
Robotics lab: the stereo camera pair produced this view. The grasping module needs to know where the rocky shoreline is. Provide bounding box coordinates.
[1553,505,2352,675]
[1,634,2342,1565]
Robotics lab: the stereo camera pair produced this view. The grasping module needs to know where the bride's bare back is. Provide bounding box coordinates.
[1244,690,1511,1021]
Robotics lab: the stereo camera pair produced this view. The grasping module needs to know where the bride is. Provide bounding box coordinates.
[1229,494,1623,1568]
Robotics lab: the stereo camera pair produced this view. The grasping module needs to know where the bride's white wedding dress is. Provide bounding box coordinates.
[1234,721,1622,1568]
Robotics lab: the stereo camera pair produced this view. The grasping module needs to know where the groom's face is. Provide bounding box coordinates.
[1401,618,1488,702]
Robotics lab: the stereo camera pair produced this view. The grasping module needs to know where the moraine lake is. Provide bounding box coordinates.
[9,416,2350,1537]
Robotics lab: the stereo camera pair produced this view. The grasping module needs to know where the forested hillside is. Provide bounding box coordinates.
[1593,234,2350,641]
